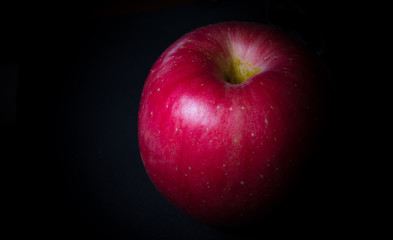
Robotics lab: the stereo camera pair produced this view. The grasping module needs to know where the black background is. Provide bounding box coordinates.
[1,0,391,238]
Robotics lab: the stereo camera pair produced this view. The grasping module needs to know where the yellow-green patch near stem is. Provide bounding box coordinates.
[225,56,261,84]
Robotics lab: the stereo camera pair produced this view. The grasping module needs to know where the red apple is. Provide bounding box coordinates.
[138,21,325,225]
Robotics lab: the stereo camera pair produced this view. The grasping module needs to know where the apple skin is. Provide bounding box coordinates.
[138,22,325,225]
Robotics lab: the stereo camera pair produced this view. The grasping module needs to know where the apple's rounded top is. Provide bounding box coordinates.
[146,21,323,89]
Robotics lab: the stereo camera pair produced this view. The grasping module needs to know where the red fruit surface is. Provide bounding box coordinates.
[138,22,325,225]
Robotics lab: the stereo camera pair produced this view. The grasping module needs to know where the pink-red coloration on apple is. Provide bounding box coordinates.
[138,22,325,225]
